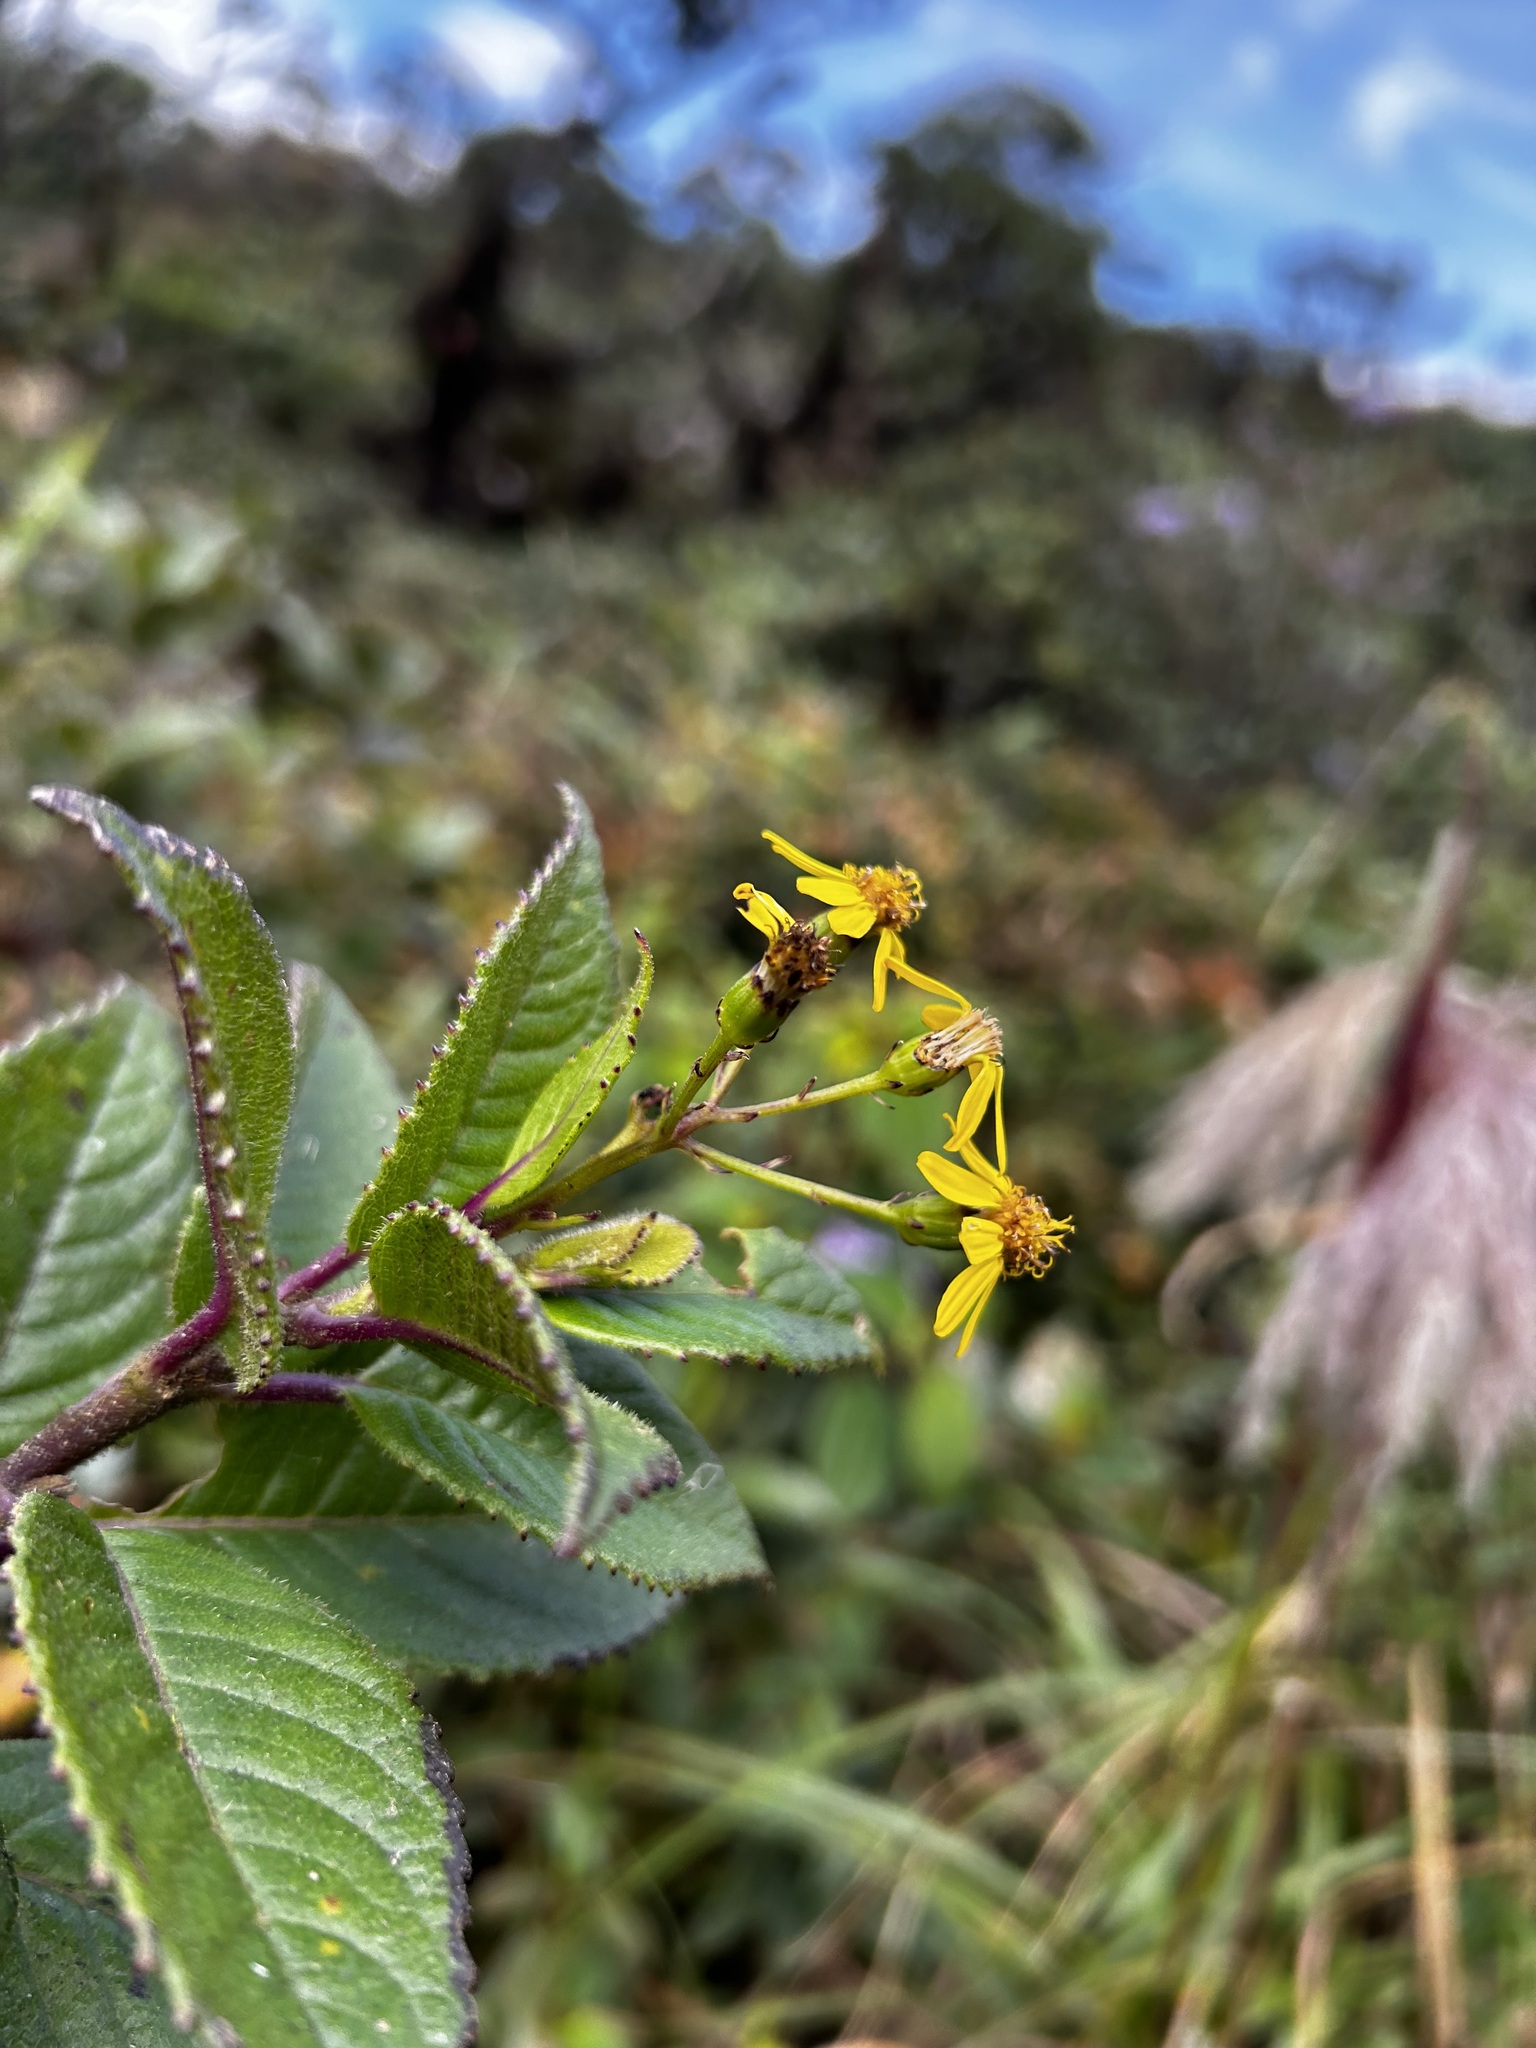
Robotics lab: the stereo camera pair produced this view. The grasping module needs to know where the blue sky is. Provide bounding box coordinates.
[33,0,1536,418]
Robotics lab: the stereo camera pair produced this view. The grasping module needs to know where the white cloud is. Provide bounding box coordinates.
[1349,48,1468,164]
[432,6,587,112]
[1335,350,1536,427]
[1231,38,1280,97]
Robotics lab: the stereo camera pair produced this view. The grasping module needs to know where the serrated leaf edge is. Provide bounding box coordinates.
[348,784,600,1249]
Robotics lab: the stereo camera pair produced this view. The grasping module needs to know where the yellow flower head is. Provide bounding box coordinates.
[917,1130,1072,1357]
[760,830,925,1012]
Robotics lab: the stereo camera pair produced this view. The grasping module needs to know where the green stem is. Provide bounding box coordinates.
[683,1138,904,1229]
[700,1070,887,1123]
[658,1027,733,1143]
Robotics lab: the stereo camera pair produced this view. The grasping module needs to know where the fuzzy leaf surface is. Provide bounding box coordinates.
[566,1340,767,1588]
[351,1341,763,1586]
[0,982,195,1455]
[526,1213,701,1288]
[348,787,617,1246]
[545,1226,878,1373]
[0,1737,181,2046]
[9,1489,473,2048]
[271,964,400,1273]
[348,1375,680,1561]
[157,1399,674,1672]
[478,936,651,1217]
[31,788,294,1386]
[365,1201,678,1552]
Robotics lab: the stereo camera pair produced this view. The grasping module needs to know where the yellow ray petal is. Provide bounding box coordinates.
[954,1129,1009,1192]
[795,875,865,907]
[733,884,793,940]
[763,829,843,879]
[917,1150,998,1209]
[889,957,969,1009]
[960,1216,1004,1261]
[994,1070,1008,1174]
[955,1274,996,1356]
[871,927,899,1012]
[942,1061,999,1153]
[922,1000,965,1030]
[827,901,877,939]
[935,1256,1001,1346]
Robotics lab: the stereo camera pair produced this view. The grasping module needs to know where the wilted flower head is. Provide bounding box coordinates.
[1132,963,1403,1230]
[1239,982,1536,1494]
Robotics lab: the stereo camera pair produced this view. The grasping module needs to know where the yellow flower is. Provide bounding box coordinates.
[760,829,925,1011]
[917,1130,1072,1357]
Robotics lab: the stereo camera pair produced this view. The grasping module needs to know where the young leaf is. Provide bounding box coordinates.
[31,788,295,1387]
[365,1201,680,1552]
[8,1488,473,2048]
[348,786,619,1248]
[169,1184,217,1326]
[0,1736,182,2046]
[545,1226,880,1373]
[567,1339,768,1589]
[348,1373,679,1561]
[155,1400,676,1674]
[476,935,652,1218]
[526,1212,701,1288]
[358,1351,765,1589]
[270,964,400,1274]
[0,982,195,1456]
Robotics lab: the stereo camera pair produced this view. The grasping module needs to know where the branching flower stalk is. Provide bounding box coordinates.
[0,813,1070,1525]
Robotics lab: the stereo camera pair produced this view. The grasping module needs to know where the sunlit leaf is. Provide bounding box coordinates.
[545,1226,879,1373]
[9,1489,474,2047]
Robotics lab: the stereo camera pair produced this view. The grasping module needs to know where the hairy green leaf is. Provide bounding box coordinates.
[0,981,195,1456]
[365,1201,679,1551]
[31,789,295,1387]
[545,1226,879,1373]
[348,1375,679,1560]
[8,1488,473,2048]
[478,936,651,1217]
[169,1183,216,1327]
[566,1340,767,1589]
[526,1212,701,1288]
[0,1737,181,2047]
[158,1399,676,1673]
[357,1351,763,1590]
[272,964,400,1275]
[348,787,618,1247]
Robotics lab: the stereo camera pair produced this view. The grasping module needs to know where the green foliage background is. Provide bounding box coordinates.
[8,28,1536,2047]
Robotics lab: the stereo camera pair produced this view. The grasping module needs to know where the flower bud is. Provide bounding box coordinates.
[885,1191,965,1249]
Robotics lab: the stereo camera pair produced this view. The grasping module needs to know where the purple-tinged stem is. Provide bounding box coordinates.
[231,1372,348,1405]
[0,1346,233,1534]
[144,1273,234,1380]
[278,1240,364,1304]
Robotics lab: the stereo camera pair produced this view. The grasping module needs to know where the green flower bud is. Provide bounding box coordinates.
[886,1190,965,1250]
